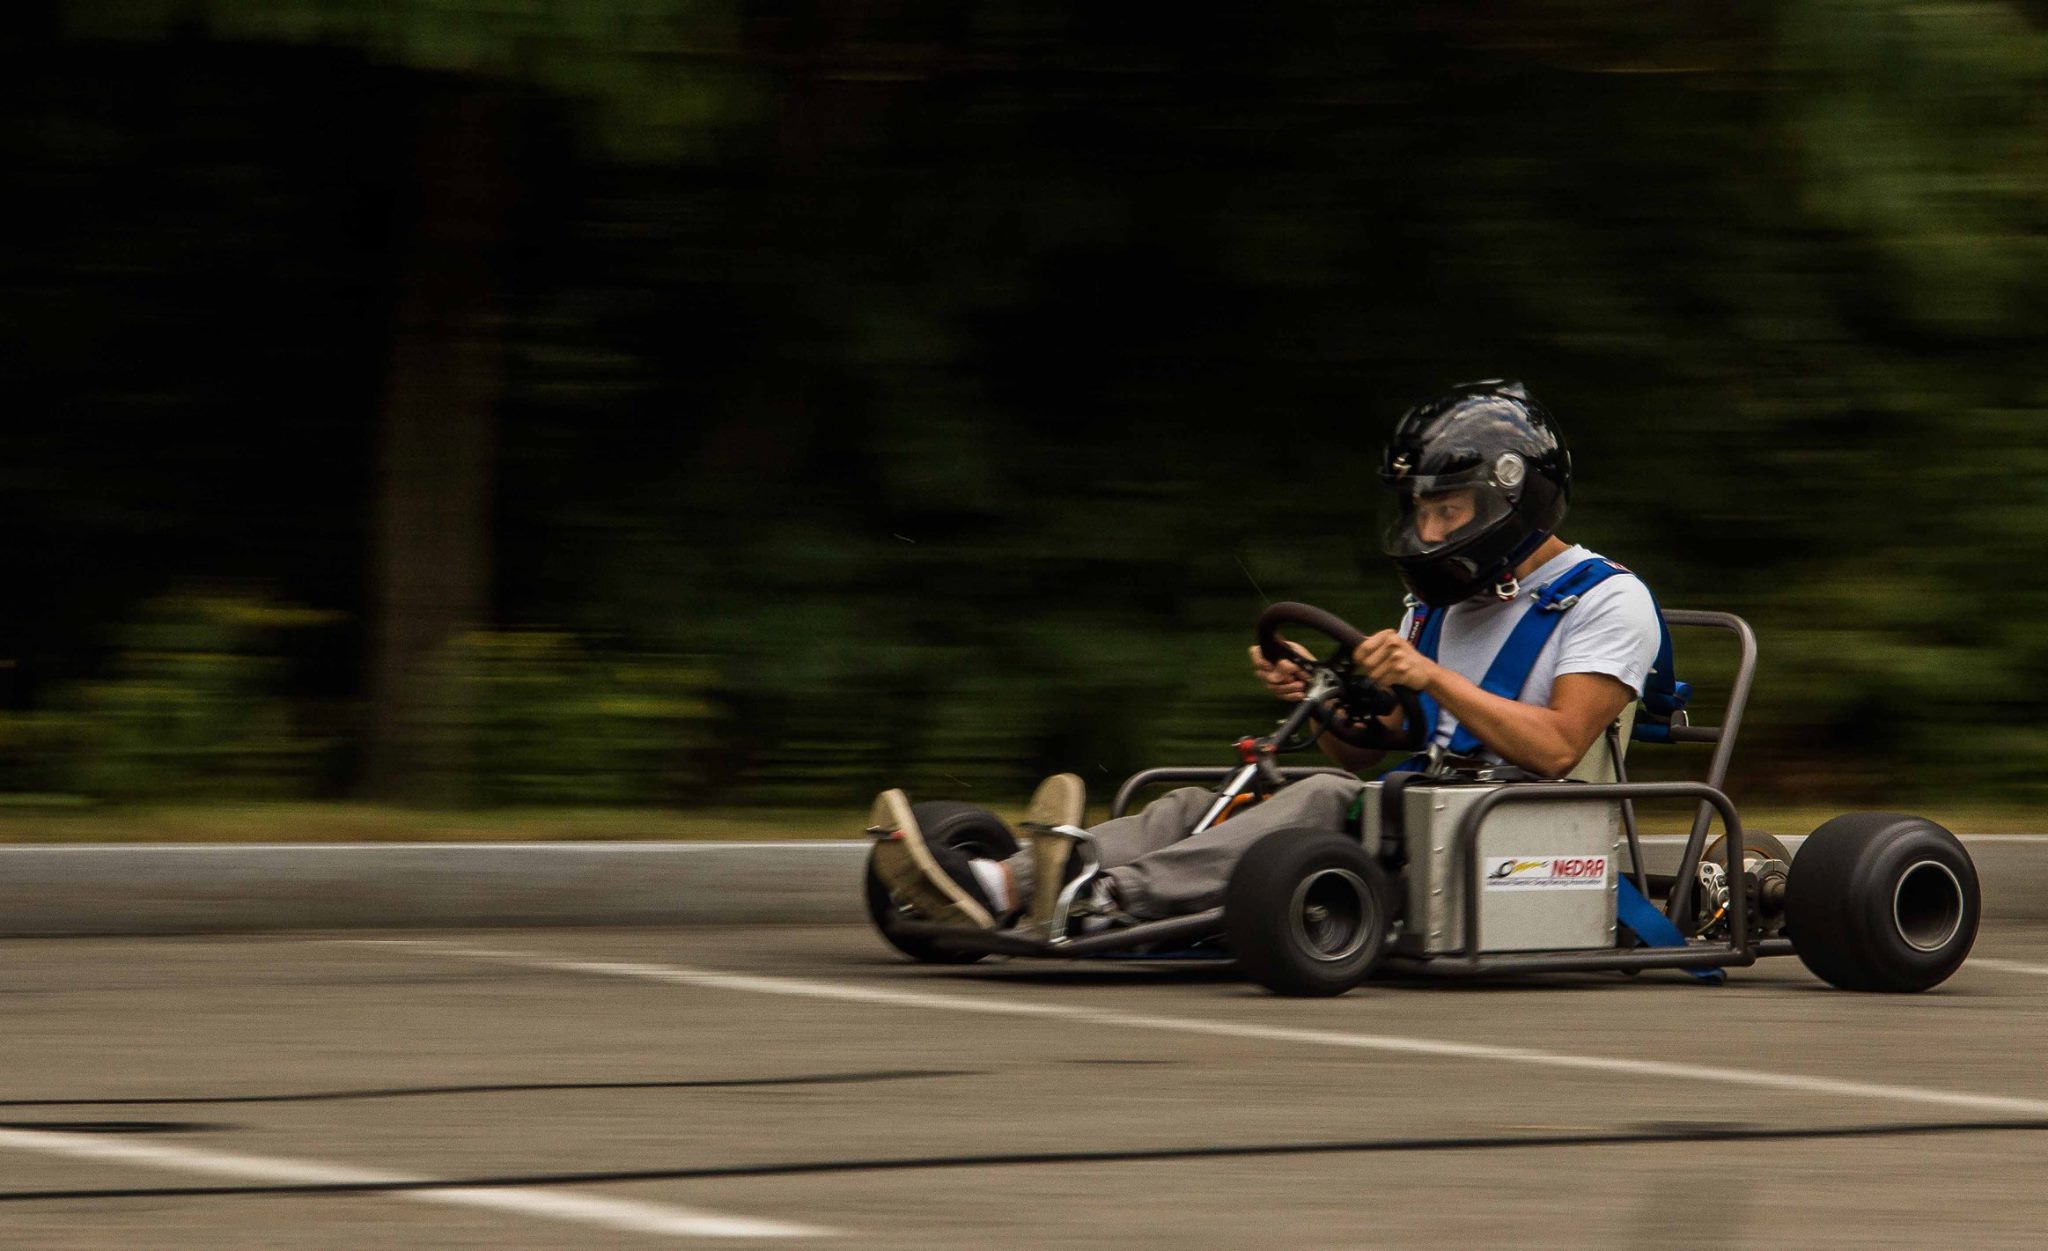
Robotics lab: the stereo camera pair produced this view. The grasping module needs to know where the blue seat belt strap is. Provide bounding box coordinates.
[1443,558,1629,757]
[1407,603,1447,755]
[1413,564,1717,982]
[1616,875,1724,984]
[1632,590,1693,741]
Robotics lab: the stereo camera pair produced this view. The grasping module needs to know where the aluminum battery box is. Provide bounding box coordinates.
[1361,778,1621,956]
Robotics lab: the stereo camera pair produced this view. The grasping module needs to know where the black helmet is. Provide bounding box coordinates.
[1378,380,1571,606]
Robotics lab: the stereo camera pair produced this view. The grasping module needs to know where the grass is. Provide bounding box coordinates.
[0,799,2038,843]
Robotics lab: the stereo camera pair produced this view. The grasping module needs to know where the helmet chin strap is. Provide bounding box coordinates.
[1489,529,1554,601]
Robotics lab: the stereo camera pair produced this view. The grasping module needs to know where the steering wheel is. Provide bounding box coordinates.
[1255,601,1428,751]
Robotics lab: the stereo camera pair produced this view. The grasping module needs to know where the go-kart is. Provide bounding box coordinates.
[863,602,1981,996]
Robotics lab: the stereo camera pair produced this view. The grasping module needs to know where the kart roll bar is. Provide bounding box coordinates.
[1648,610,1757,792]
[1620,609,1757,926]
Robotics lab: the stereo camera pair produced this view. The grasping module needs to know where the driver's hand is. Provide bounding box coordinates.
[1353,629,1437,691]
[1249,638,1316,702]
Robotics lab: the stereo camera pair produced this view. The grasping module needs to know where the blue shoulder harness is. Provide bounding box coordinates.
[1404,558,1712,978]
[1406,557,1689,758]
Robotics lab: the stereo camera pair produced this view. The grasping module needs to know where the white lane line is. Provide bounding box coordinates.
[357,938,2048,1120]
[1970,958,2048,978]
[0,1127,831,1239]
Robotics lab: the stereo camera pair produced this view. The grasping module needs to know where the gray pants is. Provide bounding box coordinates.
[1094,774,1365,919]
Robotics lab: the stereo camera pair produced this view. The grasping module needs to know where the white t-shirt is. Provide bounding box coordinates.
[1395,544,1661,758]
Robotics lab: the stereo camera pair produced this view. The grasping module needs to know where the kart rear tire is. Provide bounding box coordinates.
[1784,812,1979,992]
[865,801,1020,964]
[1225,829,1391,997]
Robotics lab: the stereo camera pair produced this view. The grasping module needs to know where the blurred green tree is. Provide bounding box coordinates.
[8,0,2045,814]
[60,0,762,802]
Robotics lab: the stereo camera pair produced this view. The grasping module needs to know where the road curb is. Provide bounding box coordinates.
[0,835,2041,936]
[0,842,873,936]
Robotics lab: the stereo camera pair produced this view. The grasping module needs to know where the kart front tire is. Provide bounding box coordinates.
[1225,829,1392,997]
[864,801,1020,964]
[1785,812,1979,992]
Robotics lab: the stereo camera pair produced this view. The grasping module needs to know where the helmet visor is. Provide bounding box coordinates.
[1379,468,1515,558]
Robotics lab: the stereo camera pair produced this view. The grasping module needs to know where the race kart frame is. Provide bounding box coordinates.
[870,603,1980,995]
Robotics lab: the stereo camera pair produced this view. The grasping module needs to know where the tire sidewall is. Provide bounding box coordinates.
[863,849,984,963]
[912,800,1020,861]
[1841,822,1978,991]
[1787,813,1979,992]
[1225,829,1392,996]
[863,800,1016,963]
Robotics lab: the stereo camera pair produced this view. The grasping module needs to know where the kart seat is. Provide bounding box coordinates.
[1566,703,1637,784]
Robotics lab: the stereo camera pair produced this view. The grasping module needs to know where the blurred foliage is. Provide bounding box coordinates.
[63,0,759,159]
[450,630,720,805]
[4,0,2048,812]
[0,594,340,801]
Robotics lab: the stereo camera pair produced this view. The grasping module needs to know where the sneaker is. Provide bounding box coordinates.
[1023,773,1086,830]
[1016,774,1087,933]
[1024,824,1114,939]
[866,789,998,930]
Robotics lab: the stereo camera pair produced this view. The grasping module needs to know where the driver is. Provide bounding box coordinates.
[870,380,1663,935]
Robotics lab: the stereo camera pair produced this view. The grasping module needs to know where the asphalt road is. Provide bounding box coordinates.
[5,924,2048,1249]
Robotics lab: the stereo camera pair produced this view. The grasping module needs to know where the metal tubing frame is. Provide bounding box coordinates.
[889,908,1226,959]
[889,916,1791,969]
[1608,723,1650,898]
[1388,936,1796,977]
[1656,610,1758,926]
[1111,767,1358,820]
[1444,780,1755,973]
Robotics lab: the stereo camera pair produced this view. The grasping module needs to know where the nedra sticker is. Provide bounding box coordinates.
[1482,855,1609,890]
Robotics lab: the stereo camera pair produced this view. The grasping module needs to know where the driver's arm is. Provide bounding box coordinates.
[1354,629,1635,778]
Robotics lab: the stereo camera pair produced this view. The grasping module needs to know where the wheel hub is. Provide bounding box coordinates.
[1894,859,1965,953]
[1289,868,1371,963]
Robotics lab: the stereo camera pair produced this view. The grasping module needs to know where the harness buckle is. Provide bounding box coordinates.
[1543,593,1580,613]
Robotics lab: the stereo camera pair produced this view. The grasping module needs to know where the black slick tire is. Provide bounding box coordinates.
[1225,828,1392,997]
[865,801,1020,964]
[1784,812,1979,992]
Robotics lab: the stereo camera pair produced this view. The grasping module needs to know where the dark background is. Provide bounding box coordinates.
[3,1,2043,815]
